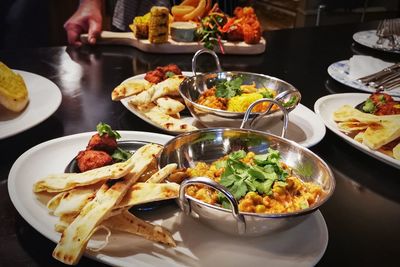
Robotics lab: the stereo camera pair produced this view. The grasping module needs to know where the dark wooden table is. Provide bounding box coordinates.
[0,21,399,267]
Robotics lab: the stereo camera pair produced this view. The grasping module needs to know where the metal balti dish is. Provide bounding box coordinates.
[179,49,302,128]
[159,117,335,236]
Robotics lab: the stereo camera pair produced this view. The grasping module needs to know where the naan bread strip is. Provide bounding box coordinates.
[334,105,400,123]
[52,144,162,265]
[337,121,369,133]
[156,97,185,115]
[129,86,155,106]
[49,182,179,217]
[33,154,139,193]
[55,210,177,248]
[146,163,177,183]
[118,182,179,208]
[150,76,184,101]
[111,79,152,101]
[47,183,102,216]
[354,132,364,143]
[103,210,176,247]
[362,120,400,149]
[393,143,400,160]
[141,105,197,132]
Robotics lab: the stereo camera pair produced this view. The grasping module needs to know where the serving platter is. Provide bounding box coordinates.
[0,70,62,139]
[314,93,400,169]
[120,73,326,148]
[353,30,400,54]
[8,131,328,267]
[81,31,266,55]
[327,60,400,97]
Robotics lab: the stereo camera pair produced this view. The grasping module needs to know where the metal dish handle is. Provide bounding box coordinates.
[192,49,222,76]
[179,176,246,235]
[240,98,289,138]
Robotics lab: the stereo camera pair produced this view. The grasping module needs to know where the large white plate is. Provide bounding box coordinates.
[0,70,62,139]
[353,30,400,54]
[120,73,326,148]
[327,60,400,97]
[314,93,400,169]
[8,131,329,267]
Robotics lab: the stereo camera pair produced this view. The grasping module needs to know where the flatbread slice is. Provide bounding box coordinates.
[49,182,179,216]
[362,120,400,149]
[52,144,162,265]
[103,210,176,247]
[146,163,177,183]
[111,79,152,101]
[150,76,184,101]
[128,86,155,106]
[393,143,400,160]
[140,105,197,132]
[156,97,185,115]
[34,151,140,193]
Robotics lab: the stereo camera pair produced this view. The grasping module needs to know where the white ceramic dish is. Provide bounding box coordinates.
[314,93,400,169]
[8,131,329,267]
[353,30,400,54]
[0,70,62,139]
[120,73,326,147]
[327,60,400,97]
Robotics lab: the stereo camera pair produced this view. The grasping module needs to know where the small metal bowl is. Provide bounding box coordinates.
[179,49,302,128]
[159,125,335,236]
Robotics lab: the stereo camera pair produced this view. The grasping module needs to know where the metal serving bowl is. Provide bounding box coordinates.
[179,49,302,128]
[159,127,335,237]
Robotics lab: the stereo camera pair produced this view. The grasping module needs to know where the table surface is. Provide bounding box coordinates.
[0,21,399,267]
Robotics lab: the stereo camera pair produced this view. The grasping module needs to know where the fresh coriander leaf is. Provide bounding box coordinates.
[215,77,243,98]
[111,147,132,162]
[230,179,248,199]
[165,71,175,78]
[362,99,376,114]
[214,160,227,169]
[254,179,274,195]
[96,122,121,139]
[282,96,298,108]
[259,88,275,98]
[220,173,236,188]
[229,150,246,160]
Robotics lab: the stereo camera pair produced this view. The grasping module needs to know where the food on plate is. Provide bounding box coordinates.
[334,93,400,160]
[359,92,400,115]
[196,4,262,51]
[196,76,297,112]
[112,65,197,133]
[131,12,151,39]
[172,0,211,22]
[111,79,151,101]
[33,128,181,265]
[0,61,29,112]
[74,122,132,172]
[148,6,170,43]
[183,149,324,213]
[144,64,182,84]
[170,21,197,42]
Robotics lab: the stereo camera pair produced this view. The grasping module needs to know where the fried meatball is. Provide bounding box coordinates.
[161,64,182,75]
[145,69,164,84]
[86,133,117,153]
[76,150,113,172]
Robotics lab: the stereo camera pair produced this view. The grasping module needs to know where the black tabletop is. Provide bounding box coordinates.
[0,21,399,267]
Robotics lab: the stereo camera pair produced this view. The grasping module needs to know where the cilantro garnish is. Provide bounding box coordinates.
[165,71,175,78]
[111,147,132,162]
[282,96,298,108]
[362,99,376,114]
[215,77,243,98]
[96,122,121,139]
[218,148,289,206]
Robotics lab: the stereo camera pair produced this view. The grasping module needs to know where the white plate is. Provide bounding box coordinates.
[8,131,329,267]
[314,93,400,169]
[327,60,400,97]
[120,73,326,148]
[353,30,400,54]
[0,70,62,139]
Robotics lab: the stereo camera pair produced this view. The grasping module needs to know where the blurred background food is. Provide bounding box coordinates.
[0,0,399,49]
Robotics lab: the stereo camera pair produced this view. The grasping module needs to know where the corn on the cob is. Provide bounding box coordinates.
[130,13,150,39]
[148,6,170,44]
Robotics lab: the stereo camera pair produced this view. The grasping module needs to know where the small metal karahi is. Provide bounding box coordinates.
[179,49,302,128]
[159,115,335,236]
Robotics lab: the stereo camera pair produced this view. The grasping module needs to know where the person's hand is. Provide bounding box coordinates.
[64,0,103,46]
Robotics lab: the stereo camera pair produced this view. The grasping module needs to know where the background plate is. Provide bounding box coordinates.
[121,73,325,147]
[0,70,62,139]
[314,93,400,169]
[327,60,400,97]
[353,30,400,54]
[8,131,329,267]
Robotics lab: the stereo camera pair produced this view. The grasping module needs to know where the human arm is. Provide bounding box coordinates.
[64,0,103,46]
